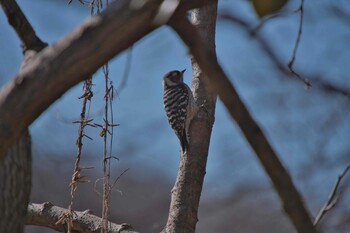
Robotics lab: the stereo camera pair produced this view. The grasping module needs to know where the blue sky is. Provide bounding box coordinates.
[1,0,350,208]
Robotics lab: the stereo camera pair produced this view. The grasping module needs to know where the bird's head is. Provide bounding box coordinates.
[163,69,186,87]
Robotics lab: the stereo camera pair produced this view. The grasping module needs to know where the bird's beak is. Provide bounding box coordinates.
[180,69,186,82]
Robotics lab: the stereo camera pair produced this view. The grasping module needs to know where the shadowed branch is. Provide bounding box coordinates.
[169,14,319,233]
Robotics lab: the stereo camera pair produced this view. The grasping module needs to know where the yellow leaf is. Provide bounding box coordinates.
[252,0,288,17]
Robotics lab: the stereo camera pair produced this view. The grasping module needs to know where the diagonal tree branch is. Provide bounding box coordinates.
[314,164,350,226]
[0,0,215,160]
[162,3,218,233]
[169,15,319,233]
[220,12,350,99]
[0,0,47,52]
[27,203,138,233]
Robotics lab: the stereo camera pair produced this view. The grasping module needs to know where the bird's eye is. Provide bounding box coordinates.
[168,71,178,81]
[170,71,179,78]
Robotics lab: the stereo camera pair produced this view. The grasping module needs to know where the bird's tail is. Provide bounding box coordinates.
[179,129,189,153]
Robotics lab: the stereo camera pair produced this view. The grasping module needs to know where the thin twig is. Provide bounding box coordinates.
[68,0,86,4]
[288,0,304,68]
[330,3,350,26]
[0,0,47,52]
[288,0,311,88]
[252,10,293,33]
[220,13,350,98]
[64,79,94,232]
[223,1,311,88]
[117,47,133,93]
[101,62,111,233]
[110,168,130,191]
[314,164,350,226]
[65,2,96,230]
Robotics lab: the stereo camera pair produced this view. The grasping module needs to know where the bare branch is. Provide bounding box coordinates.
[0,130,31,232]
[163,4,218,233]
[68,78,94,225]
[169,15,319,233]
[221,8,310,88]
[220,13,350,99]
[0,0,47,52]
[314,164,350,226]
[26,203,138,233]
[117,47,133,93]
[252,8,297,33]
[287,0,311,88]
[0,0,214,159]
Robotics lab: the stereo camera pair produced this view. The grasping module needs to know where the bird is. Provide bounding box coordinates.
[163,69,197,153]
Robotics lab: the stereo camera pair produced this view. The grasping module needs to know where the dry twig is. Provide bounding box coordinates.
[117,47,133,92]
[68,79,94,215]
[288,0,311,88]
[220,12,350,98]
[314,164,350,226]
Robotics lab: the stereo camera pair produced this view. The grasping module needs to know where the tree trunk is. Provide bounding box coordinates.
[163,2,218,232]
[0,130,31,233]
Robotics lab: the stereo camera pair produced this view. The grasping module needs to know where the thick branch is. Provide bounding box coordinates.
[169,16,319,233]
[163,3,218,233]
[0,0,47,52]
[0,130,31,232]
[0,0,154,159]
[0,0,215,160]
[27,203,138,233]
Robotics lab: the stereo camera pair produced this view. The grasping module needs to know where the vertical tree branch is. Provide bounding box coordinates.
[163,2,218,233]
[0,1,45,232]
[0,130,31,233]
[169,15,319,233]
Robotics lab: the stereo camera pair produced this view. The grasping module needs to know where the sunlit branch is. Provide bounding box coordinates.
[27,203,138,233]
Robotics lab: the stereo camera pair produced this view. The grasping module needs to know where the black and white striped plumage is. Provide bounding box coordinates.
[163,69,197,153]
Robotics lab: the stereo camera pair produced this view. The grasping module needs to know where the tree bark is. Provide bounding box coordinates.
[0,130,31,233]
[26,203,138,233]
[169,15,319,233]
[0,0,47,52]
[0,1,319,233]
[0,0,214,161]
[163,2,218,233]
[0,2,43,233]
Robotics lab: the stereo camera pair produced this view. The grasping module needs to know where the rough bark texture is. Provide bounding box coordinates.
[163,3,218,233]
[170,15,319,233]
[0,0,214,161]
[0,0,47,51]
[26,203,138,233]
[0,0,319,232]
[0,130,31,233]
[0,0,161,159]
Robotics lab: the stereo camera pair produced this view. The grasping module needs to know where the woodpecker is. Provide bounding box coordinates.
[163,69,197,153]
